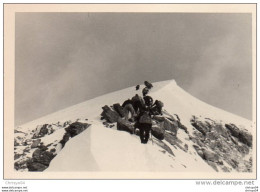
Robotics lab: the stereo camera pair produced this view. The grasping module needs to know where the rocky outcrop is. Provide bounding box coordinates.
[14,139,20,146]
[153,139,174,156]
[151,124,165,140]
[31,139,41,148]
[238,130,252,147]
[32,124,54,139]
[162,118,178,136]
[101,105,120,123]
[60,133,71,148]
[65,122,91,138]
[117,119,135,134]
[59,122,91,148]
[27,160,48,172]
[32,149,55,166]
[225,124,240,137]
[191,121,210,136]
[191,116,252,172]
[113,103,127,118]
[26,148,56,171]
[202,148,220,163]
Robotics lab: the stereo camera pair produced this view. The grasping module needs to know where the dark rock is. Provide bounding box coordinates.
[191,121,209,136]
[179,123,188,133]
[184,144,189,151]
[50,148,56,153]
[14,153,22,160]
[221,166,230,172]
[101,105,120,123]
[23,147,30,153]
[162,119,178,136]
[60,132,71,148]
[65,122,91,138]
[59,122,91,148]
[164,132,177,146]
[15,159,30,171]
[113,103,127,118]
[207,161,218,172]
[227,159,239,169]
[193,145,204,158]
[46,143,52,147]
[230,136,238,145]
[117,119,134,134]
[236,144,250,154]
[31,139,41,148]
[63,121,71,127]
[238,130,252,147]
[174,114,181,121]
[213,123,229,138]
[38,144,48,151]
[153,115,165,122]
[27,159,48,172]
[206,131,219,141]
[151,125,165,140]
[33,124,48,138]
[154,140,174,156]
[22,141,28,146]
[225,124,240,137]
[14,129,25,134]
[202,149,220,163]
[32,149,55,166]
[14,139,20,146]
[109,124,115,128]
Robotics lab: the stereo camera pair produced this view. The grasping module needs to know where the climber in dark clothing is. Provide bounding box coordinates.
[151,100,164,115]
[135,111,152,144]
[122,99,136,122]
[122,99,133,108]
[142,87,149,97]
[136,85,140,90]
[143,95,154,108]
[131,94,145,114]
[144,81,153,89]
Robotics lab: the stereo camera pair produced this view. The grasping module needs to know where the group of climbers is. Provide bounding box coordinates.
[120,81,164,144]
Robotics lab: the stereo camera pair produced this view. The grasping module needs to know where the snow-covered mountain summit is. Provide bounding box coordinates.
[14,80,253,174]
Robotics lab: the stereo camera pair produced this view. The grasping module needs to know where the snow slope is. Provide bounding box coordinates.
[16,79,253,173]
[46,122,214,172]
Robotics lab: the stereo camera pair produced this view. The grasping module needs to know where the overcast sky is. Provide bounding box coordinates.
[15,13,252,126]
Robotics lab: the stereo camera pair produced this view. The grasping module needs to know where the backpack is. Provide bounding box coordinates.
[139,112,152,125]
[142,87,149,96]
[156,100,164,108]
[144,81,153,89]
[144,96,154,106]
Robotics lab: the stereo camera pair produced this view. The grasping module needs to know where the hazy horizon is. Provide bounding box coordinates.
[15,13,252,126]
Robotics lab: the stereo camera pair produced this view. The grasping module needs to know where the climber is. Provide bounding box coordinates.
[122,99,137,122]
[142,87,149,97]
[151,100,164,115]
[135,111,152,144]
[136,85,140,90]
[144,80,153,89]
[131,94,145,114]
[143,95,154,108]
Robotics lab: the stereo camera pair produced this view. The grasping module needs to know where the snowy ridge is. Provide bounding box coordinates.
[17,79,251,132]
[14,79,253,173]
